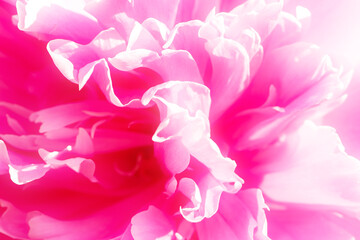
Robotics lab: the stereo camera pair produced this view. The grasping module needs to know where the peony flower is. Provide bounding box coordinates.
[1,0,360,239]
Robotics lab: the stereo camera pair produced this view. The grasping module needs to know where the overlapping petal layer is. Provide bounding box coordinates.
[1,0,360,239]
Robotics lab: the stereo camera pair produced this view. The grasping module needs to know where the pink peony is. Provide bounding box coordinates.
[1,0,360,239]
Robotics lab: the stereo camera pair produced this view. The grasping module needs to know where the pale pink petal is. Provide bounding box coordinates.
[259,121,360,214]
[83,0,131,29]
[324,70,360,159]
[230,0,283,40]
[8,163,50,185]
[267,207,360,240]
[16,0,102,43]
[176,0,217,22]
[131,0,180,28]
[47,28,125,85]
[108,49,159,72]
[264,11,304,49]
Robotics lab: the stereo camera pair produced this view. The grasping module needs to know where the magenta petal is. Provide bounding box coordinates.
[27,185,163,240]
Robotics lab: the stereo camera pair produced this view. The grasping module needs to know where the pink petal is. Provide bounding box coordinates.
[126,21,162,52]
[205,38,250,120]
[196,189,269,240]
[131,206,175,240]
[223,42,347,150]
[131,0,180,28]
[73,128,94,156]
[0,140,10,174]
[146,50,203,83]
[230,0,283,41]
[142,18,170,46]
[154,139,190,175]
[164,21,208,79]
[30,102,94,133]
[0,200,29,239]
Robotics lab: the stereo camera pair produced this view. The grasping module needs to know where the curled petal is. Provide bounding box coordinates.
[47,28,125,86]
[142,81,243,221]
